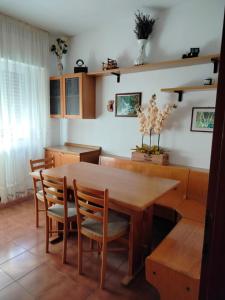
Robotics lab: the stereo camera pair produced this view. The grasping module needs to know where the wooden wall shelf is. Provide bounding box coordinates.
[88,54,220,78]
[161,83,217,102]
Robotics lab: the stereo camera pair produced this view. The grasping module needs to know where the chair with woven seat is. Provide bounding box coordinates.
[30,157,55,227]
[73,180,130,289]
[40,171,77,264]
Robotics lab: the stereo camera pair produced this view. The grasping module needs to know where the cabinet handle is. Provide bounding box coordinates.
[153,271,157,276]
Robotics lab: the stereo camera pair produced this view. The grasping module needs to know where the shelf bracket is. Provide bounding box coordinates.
[111,72,121,83]
[174,90,183,102]
[211,57,219,73]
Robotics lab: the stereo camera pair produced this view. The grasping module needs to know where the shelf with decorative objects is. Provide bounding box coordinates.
[161,83,218,102]
[88,53,220,82]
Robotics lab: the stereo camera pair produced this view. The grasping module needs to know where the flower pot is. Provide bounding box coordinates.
[131,151,169,165]
[134,39,147,65]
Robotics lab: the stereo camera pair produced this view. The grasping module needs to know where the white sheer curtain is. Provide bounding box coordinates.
[0,14,49,203]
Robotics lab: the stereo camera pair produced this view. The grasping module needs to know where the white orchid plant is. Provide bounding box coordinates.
[135,94,177,155]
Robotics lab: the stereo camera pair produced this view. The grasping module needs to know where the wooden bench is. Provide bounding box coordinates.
[146,218,204,300]
[99,155,209,299]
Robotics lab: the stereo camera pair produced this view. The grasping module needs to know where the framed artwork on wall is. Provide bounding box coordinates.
[190,107,215,132]
[115,92,142,117]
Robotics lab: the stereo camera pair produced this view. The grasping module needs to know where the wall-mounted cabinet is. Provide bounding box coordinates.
[50,73,96,119]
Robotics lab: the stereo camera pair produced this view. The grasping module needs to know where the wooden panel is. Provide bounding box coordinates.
[148,218,204,280]
[82,74,96,119]
[45,150,62,167]
[176,200,206,223]
[61,153,80,165]
[88,53,219,77]
[187,170,209,204]
[146,260,200,300]
[161,83,217,93]
[45,144,101,166]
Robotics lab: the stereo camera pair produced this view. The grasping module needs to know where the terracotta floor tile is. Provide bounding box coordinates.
[0,282,34,300]
[0,269,14,290]
[18,263,68,297]
[0,199,160,300]
[1,251,45,280]
[0,241,26,264]
[37,275,94,300]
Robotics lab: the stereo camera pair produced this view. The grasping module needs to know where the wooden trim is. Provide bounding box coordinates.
[0,195,32,209]
[161,84,217,93]
[88,54,219,77]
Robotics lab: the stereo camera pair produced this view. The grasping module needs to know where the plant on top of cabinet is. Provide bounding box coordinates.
[132,94,177,165]
[50,38,68,75]
[134,10,155,65]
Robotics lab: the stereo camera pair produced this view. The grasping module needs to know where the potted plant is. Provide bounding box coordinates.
[132,94,177,165]
[134,11,155,65]
[50,38,68,75]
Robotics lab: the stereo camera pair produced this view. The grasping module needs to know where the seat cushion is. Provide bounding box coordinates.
[48,202,77,218]
[81,210,129,238]
[36,188,56,202]
[36,190,44,201]
[30,171,41,179]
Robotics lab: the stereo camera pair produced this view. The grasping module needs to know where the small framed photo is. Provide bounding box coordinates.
[115,92,142,117]
[191,107,215,132]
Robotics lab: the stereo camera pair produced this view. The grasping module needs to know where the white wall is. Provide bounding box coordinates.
[54,0,224,169]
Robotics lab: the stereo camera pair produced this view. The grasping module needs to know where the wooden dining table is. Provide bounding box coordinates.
[44,162,179,284]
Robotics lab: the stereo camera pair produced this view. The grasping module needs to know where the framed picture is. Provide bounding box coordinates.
[191,107,215,132]
[115,92,142,117]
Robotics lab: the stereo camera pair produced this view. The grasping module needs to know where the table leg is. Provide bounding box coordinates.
[121,206,154,285]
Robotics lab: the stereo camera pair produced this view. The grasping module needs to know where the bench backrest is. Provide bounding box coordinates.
[187,169,209,204]
[100,156,189,200]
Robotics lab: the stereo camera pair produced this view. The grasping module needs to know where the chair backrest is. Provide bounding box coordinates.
[30,156,55,172]
[73,180,109,240]
[40,171,68,218]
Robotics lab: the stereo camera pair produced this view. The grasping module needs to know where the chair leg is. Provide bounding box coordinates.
[35,196,39,228]
[46,215,49,253]
[90,239,94,250]
[62,222,67,264]
[100,242,107,289]
[49,219,53,237]
[78,232,83,274]
[33,179,39,228]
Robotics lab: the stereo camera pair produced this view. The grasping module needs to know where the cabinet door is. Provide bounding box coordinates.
[61,153,80,165]
[45,150,62,167]
[63,74,82,118]
[50,77,63,118]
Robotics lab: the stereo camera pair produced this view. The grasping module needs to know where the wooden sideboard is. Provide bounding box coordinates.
[45,143,101,166]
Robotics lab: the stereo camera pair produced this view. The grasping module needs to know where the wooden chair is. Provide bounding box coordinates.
[30,157,55,227]
[40,171,77,264]
[73,180,129,289]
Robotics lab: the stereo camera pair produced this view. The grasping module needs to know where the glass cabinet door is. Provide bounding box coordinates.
[65,77,80,116]
[50,78,62,116]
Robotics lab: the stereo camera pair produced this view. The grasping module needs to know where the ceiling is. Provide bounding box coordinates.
[0,0,184,36]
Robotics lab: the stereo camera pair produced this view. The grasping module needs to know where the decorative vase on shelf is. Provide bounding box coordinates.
[134,39,147,65]
[57,57,63,75]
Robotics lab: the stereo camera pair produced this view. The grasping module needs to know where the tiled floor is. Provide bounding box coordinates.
[0,199,160,300]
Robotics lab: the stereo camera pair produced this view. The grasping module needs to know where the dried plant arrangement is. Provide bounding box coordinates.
[134,11,155,40]
[50,38,68,60]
